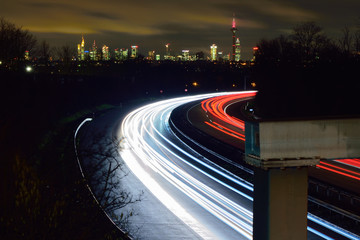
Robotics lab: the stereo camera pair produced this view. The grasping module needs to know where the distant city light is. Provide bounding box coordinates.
[210,44,217,61]
[25,66,33,72]
[68,14,248,62]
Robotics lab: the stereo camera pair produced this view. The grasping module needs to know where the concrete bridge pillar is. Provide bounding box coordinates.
[245,118,360,239]
[253,167,308,240]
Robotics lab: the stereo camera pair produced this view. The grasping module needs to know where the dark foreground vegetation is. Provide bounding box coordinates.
[0,61,248,239]
[253,21,360,119]
[0,16,249,239]
[2,16,360,239]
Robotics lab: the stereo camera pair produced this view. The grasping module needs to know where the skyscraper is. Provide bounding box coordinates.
[122,48,129,60]
[230,14,238,61]
[77,35,85,61]
[148,50,155,60]
[235,38,241,62]
[102,45,110,61]
[114,48,121,61]
[210,44,217,61]
[90,40,98,61]
[131,45,138,59]
[182,50,190,61]
[164,43,171,60]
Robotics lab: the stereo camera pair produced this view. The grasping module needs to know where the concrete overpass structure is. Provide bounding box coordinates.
[245,118,360,240]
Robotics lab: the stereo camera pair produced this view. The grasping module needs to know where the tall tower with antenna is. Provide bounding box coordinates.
[230,14,238,61]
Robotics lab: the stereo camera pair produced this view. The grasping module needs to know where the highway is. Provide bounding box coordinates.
[116,92,360,239]
[198,93,360,188]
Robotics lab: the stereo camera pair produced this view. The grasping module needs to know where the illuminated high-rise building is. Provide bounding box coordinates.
[77,45,81,60]
[210,44,217,61]
[122,48,129,60]
[218,51,223,61]
[235,38,241,62]
[114,48,121,61]
[224,53,230,61]
[230,14,238,61]
[182,50,190,61]
[102,45,110,61]
[148,50,155,60]
[77,35,85,61]
[131,45,138,59]
[164,43,171,59]
[89,40,98,61]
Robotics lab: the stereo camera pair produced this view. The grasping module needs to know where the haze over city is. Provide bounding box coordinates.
[1,0,360,59]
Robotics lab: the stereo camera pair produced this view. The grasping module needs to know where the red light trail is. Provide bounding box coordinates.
[201,92,255,134]
[317,161,360,181]
[200,92,360,182]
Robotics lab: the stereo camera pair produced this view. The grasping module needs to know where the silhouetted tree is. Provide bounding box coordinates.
[55,44,74,63]
[78,133,143,232]
[291,21,333,64]
[255,35,296,65]
[354,30,360,54]
[354,20,360,54]
[54,44,75,73]
[252,21,360,118]
[0,17,37,63]
[36,40,51,62]
[339,26,352,54]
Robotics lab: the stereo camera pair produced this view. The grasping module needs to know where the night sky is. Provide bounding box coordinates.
[1,0,360,60]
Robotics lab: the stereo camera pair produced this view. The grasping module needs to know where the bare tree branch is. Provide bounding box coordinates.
[78,131,143,232]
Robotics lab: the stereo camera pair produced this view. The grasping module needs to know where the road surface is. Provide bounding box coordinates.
[83,92,359,239]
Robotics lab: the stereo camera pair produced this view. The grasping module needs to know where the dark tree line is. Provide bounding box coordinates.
[0,17,77,68]
[1,120,137,239]
[252,21,360,119]
[0,17,37,63]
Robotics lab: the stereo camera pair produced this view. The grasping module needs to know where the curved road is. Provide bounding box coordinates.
[118,92,253,239]
[113,92,358,239]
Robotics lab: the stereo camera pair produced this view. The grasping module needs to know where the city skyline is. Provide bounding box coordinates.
[1,0,360,60]
[74,14,243,61]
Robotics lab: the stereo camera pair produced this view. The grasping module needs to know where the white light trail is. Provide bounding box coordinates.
[117,92,360,240]
[119,92,253,239]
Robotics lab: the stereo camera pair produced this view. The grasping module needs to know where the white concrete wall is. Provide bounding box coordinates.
[259,118,360,159]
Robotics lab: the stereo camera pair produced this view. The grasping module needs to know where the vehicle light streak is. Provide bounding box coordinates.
[120,147,212,239]
[308,214,360,240]
[119,92,254,239]
[317,163,360,181]
[200,92,255,144]
[202,93,360,182]
[307,226,334,240]
[118,92,359,239]
[204,121,245,141]
[199,93,360,239]
[336,159,360,169]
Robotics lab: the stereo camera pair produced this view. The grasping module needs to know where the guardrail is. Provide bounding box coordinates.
[74,117,132,240]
